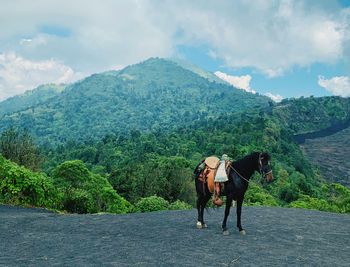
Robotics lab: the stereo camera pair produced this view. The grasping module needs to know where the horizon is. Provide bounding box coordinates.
[1,0,349,101]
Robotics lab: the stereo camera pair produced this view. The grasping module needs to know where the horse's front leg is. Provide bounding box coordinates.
[222,194,233,235]
[236,198,246,235]
[197,194,210,228]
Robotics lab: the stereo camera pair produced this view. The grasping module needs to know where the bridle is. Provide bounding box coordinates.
[229,153,272,183]
[258,153,272,180]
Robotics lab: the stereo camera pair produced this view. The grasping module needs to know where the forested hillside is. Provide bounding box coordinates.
[273,96,350,134]
[0,84,65,117]
[0,58,349,215]
[0,58,269,145]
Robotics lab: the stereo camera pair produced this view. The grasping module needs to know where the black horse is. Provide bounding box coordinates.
[195,152,273,235]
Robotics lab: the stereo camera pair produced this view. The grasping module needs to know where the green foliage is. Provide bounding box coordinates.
[1,59,350,214]
[289,195,336,212]
[135,195,169,212]
[41,107,348,213]
[0,84,64,117]
[274,96,350,134]
[53,160,132,214]
[0,128,42,171]
[244,183,278,207]
[289,183,350,213]
[169,200,193,210]
[0,155,61,209]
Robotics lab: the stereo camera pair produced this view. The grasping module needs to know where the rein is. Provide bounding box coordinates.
[229,153,271,184]
[229,165,251,184]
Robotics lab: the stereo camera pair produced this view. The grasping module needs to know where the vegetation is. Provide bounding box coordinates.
[0,58,269,145]
[0,128,42,171]
[52,160,131,214]
[0,84,65,117]
[0,58,349,215]
[0,154,60,209]
[273,96,350,134]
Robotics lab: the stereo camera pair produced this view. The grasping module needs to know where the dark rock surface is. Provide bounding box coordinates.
[1,205,349,266]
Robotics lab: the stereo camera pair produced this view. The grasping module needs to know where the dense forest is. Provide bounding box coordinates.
[0,58,349,214]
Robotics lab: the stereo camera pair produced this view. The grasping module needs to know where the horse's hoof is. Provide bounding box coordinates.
[223,230,230,236]
[197,221,207,229]
[240,230,246,235]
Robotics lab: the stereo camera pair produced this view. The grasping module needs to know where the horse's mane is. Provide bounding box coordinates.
[231,152,260,178]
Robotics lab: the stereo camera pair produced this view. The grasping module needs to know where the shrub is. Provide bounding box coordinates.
[245,183,278,206]
[135,195,169,212]
[169,200,192,210]
[0,155,61,209]
[53,160,132,214]
[289,195,337,212]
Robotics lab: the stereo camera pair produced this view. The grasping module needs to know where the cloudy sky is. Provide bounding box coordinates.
[0,0,349,101]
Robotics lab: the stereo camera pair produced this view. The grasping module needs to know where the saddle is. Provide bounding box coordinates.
[197,156,232,206]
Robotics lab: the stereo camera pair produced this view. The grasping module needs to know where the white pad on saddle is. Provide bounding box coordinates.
[215,160,228,182]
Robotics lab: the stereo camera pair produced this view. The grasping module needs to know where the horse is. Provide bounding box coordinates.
[195,152,274,235]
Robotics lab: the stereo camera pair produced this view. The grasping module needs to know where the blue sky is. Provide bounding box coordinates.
[0,0,349,101]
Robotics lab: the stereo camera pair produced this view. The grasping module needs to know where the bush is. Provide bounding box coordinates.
[289,195,337,212]
[169,200,192,210]
[279,185,299,203]
[53,160,132,214]
[245,183,278,206]
[135,195,169,212]
[0,155,61,209]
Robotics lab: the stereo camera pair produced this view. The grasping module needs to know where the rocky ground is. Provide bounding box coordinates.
[301,126,350,188]
[1,205,349,266]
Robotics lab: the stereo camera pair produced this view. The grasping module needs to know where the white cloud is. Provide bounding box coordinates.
[264,92,284,102]
[0,52,84,101]
[214,71,256,94]
[157,1,350,77]
[0,0,349,99]
[318,76,350,97]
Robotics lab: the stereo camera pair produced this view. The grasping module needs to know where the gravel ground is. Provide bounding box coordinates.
[1,205,349,267]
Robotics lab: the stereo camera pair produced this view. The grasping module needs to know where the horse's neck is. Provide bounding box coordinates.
[232,153,259,179]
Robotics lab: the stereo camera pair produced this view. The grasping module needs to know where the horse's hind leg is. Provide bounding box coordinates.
[222,194,233,235]
[196,196,203,225]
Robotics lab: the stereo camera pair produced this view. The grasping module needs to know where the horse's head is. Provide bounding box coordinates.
[259,152,274,182]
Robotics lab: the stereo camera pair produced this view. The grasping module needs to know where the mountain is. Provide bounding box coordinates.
[301,126,350,187]
[0,58,270,144]
[271,96,350,187]
[170,58,228,84]
[273,96,350,135]
[0,84,65,117]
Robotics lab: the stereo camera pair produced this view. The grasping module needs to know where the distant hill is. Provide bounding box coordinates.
[0,84,65,117]
[273,96,350,135]
[0,58,269,144]
[272,96,350,187]
[170,58,228,84]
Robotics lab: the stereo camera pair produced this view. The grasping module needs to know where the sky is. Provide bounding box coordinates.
[0,0,349,102]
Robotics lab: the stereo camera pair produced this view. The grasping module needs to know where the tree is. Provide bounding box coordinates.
[53,160,132,213]
[0,128,42,171]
